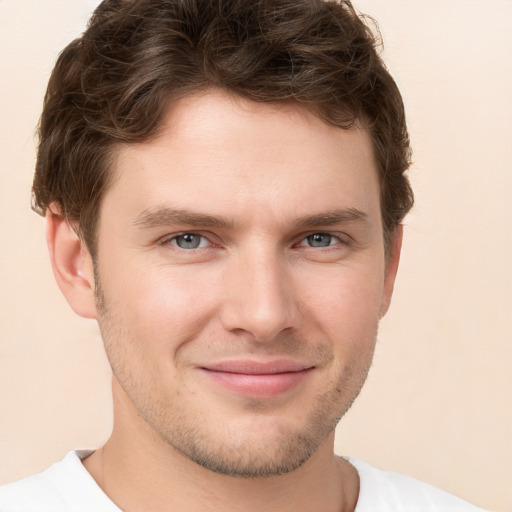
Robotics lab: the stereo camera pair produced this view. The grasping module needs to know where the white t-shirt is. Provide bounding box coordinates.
[0,451,488,511]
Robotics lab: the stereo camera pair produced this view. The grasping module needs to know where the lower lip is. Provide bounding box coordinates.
[201,369,312,398]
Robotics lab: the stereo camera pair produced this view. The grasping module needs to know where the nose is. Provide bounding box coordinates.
[219,245,300,342]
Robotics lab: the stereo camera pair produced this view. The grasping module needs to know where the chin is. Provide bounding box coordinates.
[156,401,343,479]
[170,425,326,478]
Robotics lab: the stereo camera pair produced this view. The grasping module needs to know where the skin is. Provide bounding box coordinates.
[47,89,402,512]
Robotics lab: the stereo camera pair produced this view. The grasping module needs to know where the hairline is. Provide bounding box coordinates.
[79,91,395,262]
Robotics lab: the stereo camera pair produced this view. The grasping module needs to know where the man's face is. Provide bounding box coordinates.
[92,90,398,477]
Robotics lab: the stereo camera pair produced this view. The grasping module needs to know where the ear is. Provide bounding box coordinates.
[379,224,403,318]
[46,204,97,319]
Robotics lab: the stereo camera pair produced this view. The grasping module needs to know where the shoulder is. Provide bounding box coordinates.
[347,457,489,512]
[0,451,120,512]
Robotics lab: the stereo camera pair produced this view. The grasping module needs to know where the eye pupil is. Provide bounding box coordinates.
[307,233,331,247]
[176,234,201,249]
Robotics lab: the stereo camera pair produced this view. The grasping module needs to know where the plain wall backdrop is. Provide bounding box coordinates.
[0,1,510,510]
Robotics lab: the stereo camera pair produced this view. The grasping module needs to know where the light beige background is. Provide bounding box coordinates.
[0,1,510,510]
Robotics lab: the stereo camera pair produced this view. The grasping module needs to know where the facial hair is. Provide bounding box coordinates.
[94,269,376,479]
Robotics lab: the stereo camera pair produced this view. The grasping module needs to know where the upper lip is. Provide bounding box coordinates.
[200,359,314,375]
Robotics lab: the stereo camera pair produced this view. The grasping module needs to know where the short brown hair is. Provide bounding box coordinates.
[32,0,413,256]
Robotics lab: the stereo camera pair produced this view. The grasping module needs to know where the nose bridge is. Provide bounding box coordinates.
[220,241,298,341]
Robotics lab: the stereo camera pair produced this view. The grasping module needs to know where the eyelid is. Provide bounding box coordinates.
[159,231,217,249]
[294,231,350,248]
[157,230,351,251]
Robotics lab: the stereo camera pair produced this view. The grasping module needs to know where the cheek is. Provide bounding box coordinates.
[101,261,221,350]
[300,264,384,344]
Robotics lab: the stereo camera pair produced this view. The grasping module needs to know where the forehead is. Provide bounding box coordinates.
[105,90,380,228]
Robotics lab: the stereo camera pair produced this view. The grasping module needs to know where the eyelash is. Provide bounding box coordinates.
[160,232,215,250]
[296,233,346,249]
[160,231,349,251]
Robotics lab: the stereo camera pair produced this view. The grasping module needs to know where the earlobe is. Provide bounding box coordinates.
[379,224,403,318]
[45,204,97,319]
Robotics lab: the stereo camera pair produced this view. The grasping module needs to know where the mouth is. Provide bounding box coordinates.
[198,360,315,398]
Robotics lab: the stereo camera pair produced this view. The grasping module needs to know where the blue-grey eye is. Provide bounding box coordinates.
[305,233,333,247]
[172,233,205,249]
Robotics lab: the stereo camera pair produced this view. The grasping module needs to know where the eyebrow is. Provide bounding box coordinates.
[294,208,369,229]
[133,207,236,230]
[133,206,368,230]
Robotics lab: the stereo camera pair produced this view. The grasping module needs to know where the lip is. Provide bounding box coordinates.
[199,359,314,398]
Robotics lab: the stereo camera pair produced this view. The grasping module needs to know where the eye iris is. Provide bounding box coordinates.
[308,233,331,247]
[176,234,201,249]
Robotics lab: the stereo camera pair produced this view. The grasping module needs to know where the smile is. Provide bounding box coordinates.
[199,360,314,398]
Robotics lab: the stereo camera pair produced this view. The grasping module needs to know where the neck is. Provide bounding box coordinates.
[82,386,359,512]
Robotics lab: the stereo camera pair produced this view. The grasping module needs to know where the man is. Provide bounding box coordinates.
[0,0,487,510]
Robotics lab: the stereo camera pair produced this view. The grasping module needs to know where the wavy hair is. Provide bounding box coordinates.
[33,0,413,256]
